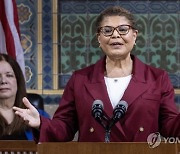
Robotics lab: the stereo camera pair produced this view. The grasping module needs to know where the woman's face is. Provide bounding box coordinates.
[97,16,138,60]
[0,61,17,99]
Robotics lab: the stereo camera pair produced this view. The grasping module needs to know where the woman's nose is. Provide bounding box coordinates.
[111,29,121,38]
[0,76,7,85]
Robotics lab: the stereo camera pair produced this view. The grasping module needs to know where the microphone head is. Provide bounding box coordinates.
[92,100,104,120]
[108,100,128,130]
[113,100,128,119]
[117,100,128,111]
[92,100,104,108]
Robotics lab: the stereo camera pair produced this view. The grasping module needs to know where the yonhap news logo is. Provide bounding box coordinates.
[147,132,161,148]
[147,132,180,148]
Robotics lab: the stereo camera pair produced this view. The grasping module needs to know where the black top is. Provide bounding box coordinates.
[0,131,27,140]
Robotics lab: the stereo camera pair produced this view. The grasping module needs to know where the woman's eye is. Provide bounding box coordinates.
[104,28,112,33]
[119,28,128,32]
[6,74,14,78]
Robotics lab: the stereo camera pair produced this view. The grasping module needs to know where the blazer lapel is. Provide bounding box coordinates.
[121,77,149,107]
[121,55,149,106]
[113,77,149,140]
[85,82,113,118]
[114,55,149,136]
[85,56,127,139]
[84,57,113,118]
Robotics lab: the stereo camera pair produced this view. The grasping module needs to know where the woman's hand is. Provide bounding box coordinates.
[13,97,40,129]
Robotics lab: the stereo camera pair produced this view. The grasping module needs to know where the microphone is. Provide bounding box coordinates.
[92,100,107,129]
[108,100,128,130]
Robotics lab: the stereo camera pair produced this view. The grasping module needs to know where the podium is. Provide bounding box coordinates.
[37,142,178,154]
[0,141,178,154]
[0,141,37,153]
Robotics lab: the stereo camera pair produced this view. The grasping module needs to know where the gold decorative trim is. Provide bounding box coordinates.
[52,0,58,90]
[37,0,42,90]
[27,89,64,95]
[175,89,180,94]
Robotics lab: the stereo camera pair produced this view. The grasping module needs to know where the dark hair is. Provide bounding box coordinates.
[0,53,27,136]
[96,6,137,33]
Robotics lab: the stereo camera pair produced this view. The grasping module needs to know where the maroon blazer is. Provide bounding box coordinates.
[39,55,180,142]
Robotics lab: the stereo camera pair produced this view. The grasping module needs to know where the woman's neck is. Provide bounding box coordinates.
[0,98,15,124]
[105,56,133,78]
[0,98,15,109]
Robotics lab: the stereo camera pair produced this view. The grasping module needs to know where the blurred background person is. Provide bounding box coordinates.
[0,53,50,140]
[0,53,28,140]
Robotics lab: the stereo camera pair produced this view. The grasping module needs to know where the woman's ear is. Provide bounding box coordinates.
[97,34,100,44]
[133,30,138,46]
[133,30,138,40]
[97,37,101,47]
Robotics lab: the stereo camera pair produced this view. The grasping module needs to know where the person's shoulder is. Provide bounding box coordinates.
[145,62,167,75]
[75,64,95,74]
[134,55,166,73]
[134,55,168,77]
[141,60,169,80]
[73,57,103,76]
[67,64,96,84]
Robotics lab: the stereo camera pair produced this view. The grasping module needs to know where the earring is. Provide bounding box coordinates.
[134,42,136,46]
